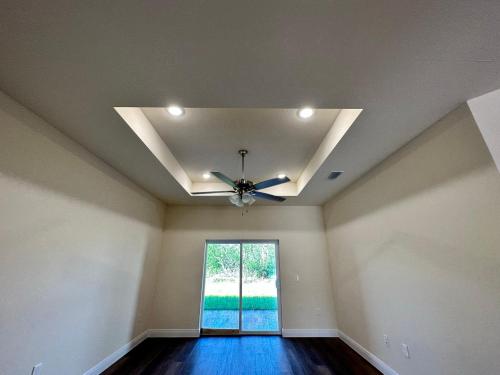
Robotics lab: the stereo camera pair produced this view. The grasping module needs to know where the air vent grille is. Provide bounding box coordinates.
[328,171,343,180]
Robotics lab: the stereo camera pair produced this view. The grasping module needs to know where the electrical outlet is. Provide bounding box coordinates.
[32,363,43,375]
[383,334,390,347]
[401,343,410,358]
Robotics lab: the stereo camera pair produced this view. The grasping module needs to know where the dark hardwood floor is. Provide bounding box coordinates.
[103,336,381,375]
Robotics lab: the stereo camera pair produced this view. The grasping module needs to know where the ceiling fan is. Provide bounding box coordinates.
[192,149,290,207]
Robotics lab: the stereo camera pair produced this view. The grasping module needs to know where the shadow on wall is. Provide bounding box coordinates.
[0,91,163,227]
[323,103,495,303]
[131,234,164,337]
[323,104,493,227]
[322,103,500,374]
[0,91,165,373]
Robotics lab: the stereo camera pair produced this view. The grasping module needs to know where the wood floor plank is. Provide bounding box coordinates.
[102,336,381,375]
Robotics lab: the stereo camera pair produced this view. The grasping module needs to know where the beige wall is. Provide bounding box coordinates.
[152,205,337,331]
[323,105,500,375]
[0,92,165,375]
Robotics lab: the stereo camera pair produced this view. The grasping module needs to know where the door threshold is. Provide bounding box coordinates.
[201,328,239,336]
[201,328,282,336]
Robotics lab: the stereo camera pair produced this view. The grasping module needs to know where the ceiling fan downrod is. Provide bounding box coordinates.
[239,149,248,182]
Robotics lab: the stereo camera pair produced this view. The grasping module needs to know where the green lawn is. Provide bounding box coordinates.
[204,296,278,310]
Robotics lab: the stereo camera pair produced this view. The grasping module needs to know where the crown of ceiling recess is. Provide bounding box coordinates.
[115,106,362,201]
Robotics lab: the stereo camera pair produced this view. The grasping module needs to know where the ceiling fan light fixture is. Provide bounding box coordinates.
[277,173,286,179]
[229,193,256,207]
[298,107,314,119]
[166,105,185,117]
[202,172,211,179]
[241,192,255,205]
[229,194,242,206]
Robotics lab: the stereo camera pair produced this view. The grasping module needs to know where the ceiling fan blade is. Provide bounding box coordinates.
[192,191,235,195]
[210,171,237,188]
[252,191,286,202]
[253,176,290,190]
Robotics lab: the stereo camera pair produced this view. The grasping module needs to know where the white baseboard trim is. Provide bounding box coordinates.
[83,330,149,375]
[281,328,338,337]
[83,329,200,374]
[338,330,399,375]
[148,328,201,338]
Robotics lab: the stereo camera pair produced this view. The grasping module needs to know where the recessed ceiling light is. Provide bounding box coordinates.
[277,173,286,179]
[298,107,314,119]
[166,105,184,117]
[202,172,211,179]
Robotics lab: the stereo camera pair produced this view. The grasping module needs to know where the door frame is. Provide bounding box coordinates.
[199,239,282,336]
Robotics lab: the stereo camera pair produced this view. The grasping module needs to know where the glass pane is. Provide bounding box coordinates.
[201,243,241,330]
[242,242,279,332]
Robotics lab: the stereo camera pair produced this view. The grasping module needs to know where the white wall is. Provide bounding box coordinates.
[468,88,500,173]
[151,205,337,332]
[0,91,165,375]
[323,105,500,375]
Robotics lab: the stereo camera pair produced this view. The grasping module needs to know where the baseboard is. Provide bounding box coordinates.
[148,328,201,338]
[84,329,200,374]
[338,330,399,375]
[281,328,338,337]
[83,330,149,375]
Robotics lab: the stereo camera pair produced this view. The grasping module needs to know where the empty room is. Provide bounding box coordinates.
[1,1,499,375]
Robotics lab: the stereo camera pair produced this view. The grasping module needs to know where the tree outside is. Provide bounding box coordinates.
[205,243,276,280]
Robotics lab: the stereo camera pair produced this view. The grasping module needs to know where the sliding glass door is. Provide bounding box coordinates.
[201,242,241,333]
[200,240,281,335]
[241,242,280,332]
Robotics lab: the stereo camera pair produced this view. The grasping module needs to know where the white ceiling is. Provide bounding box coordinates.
[1,1,499,205]
[142,108,340,182]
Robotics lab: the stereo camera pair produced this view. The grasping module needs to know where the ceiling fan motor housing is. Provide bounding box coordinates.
[235,179,254,194]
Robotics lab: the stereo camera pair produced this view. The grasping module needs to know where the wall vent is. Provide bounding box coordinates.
[328,171,343,180]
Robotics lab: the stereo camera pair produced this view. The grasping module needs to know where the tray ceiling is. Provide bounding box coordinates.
[116,107,361,198]
[142,108,341,182]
